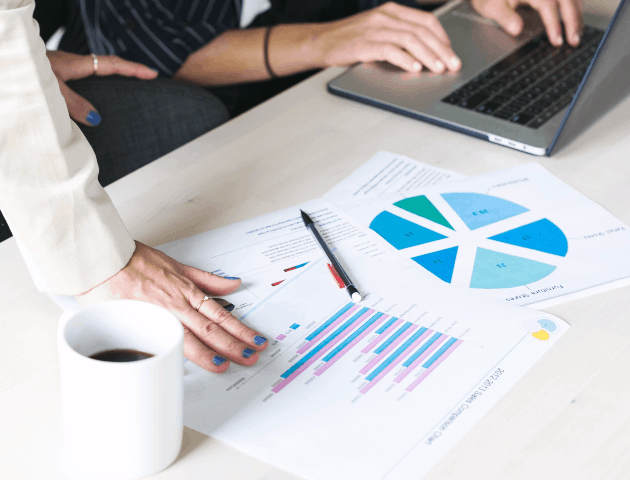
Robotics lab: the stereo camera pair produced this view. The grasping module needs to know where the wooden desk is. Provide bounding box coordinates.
[1,1,628,477]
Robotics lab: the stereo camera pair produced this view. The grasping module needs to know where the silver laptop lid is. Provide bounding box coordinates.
[549,0,630,154]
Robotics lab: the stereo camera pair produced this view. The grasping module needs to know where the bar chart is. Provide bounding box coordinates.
[271,303,462,396]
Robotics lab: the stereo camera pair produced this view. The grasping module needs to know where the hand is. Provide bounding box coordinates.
[314,1,461,73]
[471,0,583,47]
[77,242,269,373]
[46,50,158,127]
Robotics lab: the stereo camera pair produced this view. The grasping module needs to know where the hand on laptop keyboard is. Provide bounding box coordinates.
[471,0,583,47]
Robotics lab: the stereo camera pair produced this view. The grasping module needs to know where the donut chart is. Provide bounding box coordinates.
[369,193,568,290]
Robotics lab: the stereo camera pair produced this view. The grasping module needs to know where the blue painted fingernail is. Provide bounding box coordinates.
[86,111,101,126]
[223,276,240,280]
[212,356,225,366]
[242,348,256,359]
[253,335,267,346]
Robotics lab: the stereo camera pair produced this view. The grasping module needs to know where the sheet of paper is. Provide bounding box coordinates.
[324,151,465,205]
[158,198,410,315]
[337,161,630,307]
[181,246,568,480]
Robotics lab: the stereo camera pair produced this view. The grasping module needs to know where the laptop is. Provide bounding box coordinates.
[327,0,630,156]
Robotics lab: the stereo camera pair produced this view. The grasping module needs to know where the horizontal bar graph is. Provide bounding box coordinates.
[406,339,462,392]
[271,302,463,396]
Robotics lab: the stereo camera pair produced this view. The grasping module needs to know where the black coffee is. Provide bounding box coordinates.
[89,349,154,362]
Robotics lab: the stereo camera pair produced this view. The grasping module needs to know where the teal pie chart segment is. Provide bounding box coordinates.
[441,193,529,230]
[369,211,447,250]
[489,219,568,257]
[412,247,458,283]
[470,248,557,289]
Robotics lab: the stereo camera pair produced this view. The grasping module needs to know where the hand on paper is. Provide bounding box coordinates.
[471,0,583,46]
[77,242,268,373]
[315,2,461,73]
[46,50,158,127]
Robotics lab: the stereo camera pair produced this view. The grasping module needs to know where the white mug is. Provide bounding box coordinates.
[58,300,184,480]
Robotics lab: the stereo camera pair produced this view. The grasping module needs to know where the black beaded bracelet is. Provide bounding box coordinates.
[264,26,277,79]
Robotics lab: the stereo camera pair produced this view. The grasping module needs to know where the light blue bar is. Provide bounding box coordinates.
[402,332,442,367]
[366,327,428,381]
[422,337,458,368]
[290,323,300,330]
[323,313,383,362]
[375,317,397,334]
[374,322,412,354]
[282,307,369,378]
[305,303,354,341]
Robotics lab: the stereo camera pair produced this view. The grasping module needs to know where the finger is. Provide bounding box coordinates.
[374,16,461,70]
[531,0,563,45]
[381,2,451,45]
[182,266,242,296]
[179,303,262,365]
[477,0,524,36]
[558,0,583,45]
[369,28,457,73]
[199,297,269,351]
[358,42,422,72]
[183,326,230,373]
[95,55,159,79]
[57,80,101,127]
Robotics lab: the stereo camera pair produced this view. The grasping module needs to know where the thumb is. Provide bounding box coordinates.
[58,79,101,127]
[183,266,242,296]
[477,0,524,36]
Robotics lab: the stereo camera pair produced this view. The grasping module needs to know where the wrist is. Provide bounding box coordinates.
[272,23,329,74]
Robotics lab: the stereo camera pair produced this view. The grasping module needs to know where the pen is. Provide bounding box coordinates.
[300,210,362,303]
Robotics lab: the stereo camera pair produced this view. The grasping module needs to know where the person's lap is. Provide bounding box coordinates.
[68,76,230,187]
[0,76,229,242]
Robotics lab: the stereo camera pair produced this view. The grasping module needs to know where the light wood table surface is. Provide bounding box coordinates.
[1,0,628,477]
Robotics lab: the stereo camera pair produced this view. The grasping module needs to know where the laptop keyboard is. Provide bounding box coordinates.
[442,25,604,129]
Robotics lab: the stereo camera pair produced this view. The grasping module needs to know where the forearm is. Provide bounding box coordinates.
[0,0,135,295]
[174,24,325,86]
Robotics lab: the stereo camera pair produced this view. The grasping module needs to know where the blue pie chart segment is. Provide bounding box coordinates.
[369,211,447,250]
[441,193,529,230]
[489,219,568,257]
[470,248,557,289]
[412,247,458,283]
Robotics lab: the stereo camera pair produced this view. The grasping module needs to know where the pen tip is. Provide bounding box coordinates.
[300,209,313,225]
[351,292,362,303]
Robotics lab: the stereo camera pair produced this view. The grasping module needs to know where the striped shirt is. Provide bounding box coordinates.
[61,0,242,76]
[58,0,422,77]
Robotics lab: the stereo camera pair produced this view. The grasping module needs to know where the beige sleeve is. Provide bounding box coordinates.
[0,1,136,295]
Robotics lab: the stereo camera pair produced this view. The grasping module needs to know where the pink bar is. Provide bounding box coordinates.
[297,305,360,354]
[359,329,433,394]
[405,340,463,392]
[359,324,418,375]
[360,317,399,354]
[394,335,447,384]
[276,334,286,340]
[314,314,389,376]
[272,310,374,393]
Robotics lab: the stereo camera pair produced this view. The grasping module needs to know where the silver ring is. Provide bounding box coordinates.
[195,295,211,312]
[91,53,98,74]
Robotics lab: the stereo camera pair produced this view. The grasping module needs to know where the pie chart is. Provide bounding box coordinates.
[369,193,568,289]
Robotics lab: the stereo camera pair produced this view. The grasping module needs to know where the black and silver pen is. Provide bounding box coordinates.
[300,210,362,303]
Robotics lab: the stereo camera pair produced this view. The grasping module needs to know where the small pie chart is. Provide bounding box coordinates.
[369,193,568,290]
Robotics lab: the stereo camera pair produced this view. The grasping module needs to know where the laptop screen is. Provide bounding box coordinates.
[549,0,630,154]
